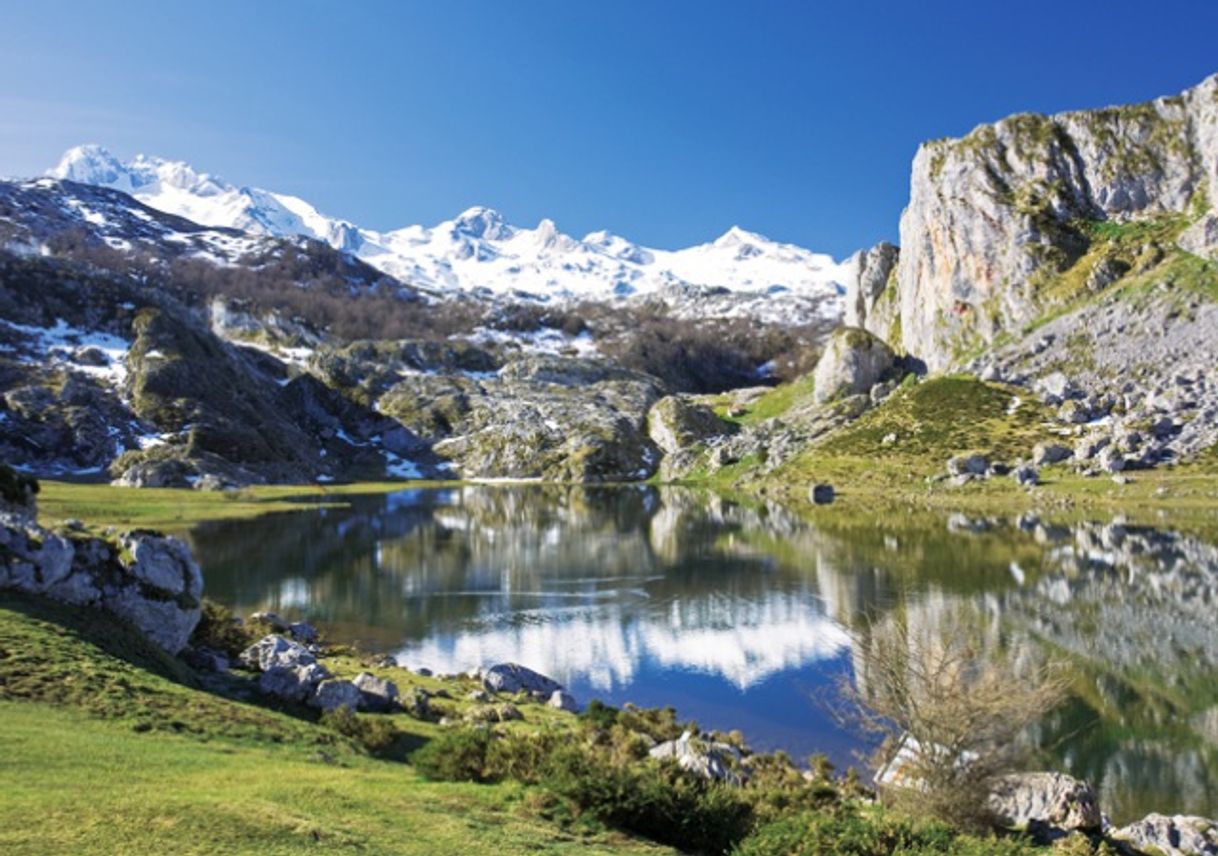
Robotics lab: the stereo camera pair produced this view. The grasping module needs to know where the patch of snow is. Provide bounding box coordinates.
[0,317,129,387]
[48,145,850,317]
[383,450,423,480]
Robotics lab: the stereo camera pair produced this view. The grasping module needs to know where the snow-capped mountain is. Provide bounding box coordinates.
[49,145,850,313]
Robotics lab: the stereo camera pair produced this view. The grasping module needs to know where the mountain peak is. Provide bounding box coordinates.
[451,206,512,240]
[713,225,768,247]
[48,144,126,186]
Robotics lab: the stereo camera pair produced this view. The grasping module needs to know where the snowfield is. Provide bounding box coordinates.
[49,144,853,313]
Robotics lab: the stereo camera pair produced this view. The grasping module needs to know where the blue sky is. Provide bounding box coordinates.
[2,1,1217,257]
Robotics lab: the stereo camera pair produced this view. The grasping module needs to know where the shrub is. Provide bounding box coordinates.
[732,808,1044,856]
[839,608,1069,831]
[541,743,754,855]
[188,599,253,658]
[320,708,398,755]
[410,728,493,783]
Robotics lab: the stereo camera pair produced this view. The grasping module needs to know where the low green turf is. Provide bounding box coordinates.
[763,376,1054,491]
[709,374,818,426]
[36,480,446,532]
[0,594,670,856]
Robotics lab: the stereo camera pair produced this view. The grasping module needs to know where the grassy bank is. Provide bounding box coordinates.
[0,592,1110,856]
[0,593,670,856]
[34,479,446,532]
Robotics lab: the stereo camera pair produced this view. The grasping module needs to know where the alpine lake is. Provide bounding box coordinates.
[189,484,1218,824]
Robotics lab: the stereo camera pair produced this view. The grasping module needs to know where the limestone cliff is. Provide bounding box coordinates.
[886,73,1218,370]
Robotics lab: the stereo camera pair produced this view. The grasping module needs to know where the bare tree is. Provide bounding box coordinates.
[837,604,1070,831]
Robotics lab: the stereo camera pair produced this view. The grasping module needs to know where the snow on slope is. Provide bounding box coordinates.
[49,145,850,312]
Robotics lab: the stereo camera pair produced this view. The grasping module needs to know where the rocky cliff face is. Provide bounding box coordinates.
[889,73,1218,370]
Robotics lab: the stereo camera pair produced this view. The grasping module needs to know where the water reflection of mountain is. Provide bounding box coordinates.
[190,487,1218,821]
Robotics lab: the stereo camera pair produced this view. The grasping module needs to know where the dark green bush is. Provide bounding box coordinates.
[188,599,254,658]
[542,743,754,855]
[320,707,398,755]
[580,699,620,730]
[732,807,1045,856]
[410,728,493,783]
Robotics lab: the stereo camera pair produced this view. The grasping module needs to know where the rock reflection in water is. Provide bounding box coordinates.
[189,486,1218,823]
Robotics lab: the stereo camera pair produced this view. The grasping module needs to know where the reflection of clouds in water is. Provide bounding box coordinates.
[394,592,849,691]
[276,577,311,610]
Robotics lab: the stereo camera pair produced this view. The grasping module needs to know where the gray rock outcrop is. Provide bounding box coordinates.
[1112,813,1218,856]
[844,241,901,342]
[812,327,897,404]
[893,73,1218,371]
[353,672,400,712]
[987,772,1102,832]
[0,479,202,653]
[647,395,734,456]
[482,662,564,696]
[649,730,742,784]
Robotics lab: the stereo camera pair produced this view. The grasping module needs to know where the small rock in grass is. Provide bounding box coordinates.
[548,690,582,713]
[810,484,836,505]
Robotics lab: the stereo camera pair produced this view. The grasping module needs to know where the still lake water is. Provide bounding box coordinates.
[190,485,1218,823]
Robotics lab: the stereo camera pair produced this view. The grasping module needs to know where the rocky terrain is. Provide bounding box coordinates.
[0,467,201,651]
[2,75,1217,488]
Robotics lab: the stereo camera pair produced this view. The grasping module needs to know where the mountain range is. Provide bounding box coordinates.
[48,144,850,311]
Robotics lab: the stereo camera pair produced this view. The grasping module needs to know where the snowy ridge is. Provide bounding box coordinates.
[49,145,851,313]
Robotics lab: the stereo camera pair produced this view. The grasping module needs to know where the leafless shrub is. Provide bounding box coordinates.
[836,606,1070,831]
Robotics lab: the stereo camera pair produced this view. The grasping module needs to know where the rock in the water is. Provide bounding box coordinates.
[987,772,1102,832]
[547,690,582,713]
[352,672,400,712]
[812,326,897,404]
[1112,813,1218,856]
[482,663,563,696]
[649,730,741,784]
[810,484,836,505]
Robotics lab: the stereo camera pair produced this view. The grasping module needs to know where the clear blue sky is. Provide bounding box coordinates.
[2,0,1216,257]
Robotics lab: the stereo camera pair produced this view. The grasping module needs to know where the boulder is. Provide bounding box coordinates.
[1097,446,1127,474]
[649,730,742,785]
[812,327,896,404]
[987,772,1101,832]
[483,663,563,696]
[353,672,400,712]
[1112,813,1218,856]
[947,454,990,477]
[648,395,733,455]
[240,634,317,672]
[288,621,318,644]
[547,690,582,713]
[310,679,364,713]
[0,485,202,654]
[259,662,330,703]
[1013,465,1040,487]
[401,688,432,719]
[1032,443,1072,466]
